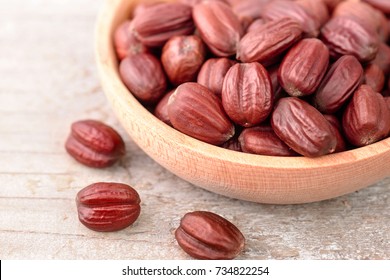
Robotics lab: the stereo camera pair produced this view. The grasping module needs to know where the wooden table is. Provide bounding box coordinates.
[1,0,389,260]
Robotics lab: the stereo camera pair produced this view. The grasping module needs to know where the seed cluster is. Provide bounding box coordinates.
[115,0,390,158]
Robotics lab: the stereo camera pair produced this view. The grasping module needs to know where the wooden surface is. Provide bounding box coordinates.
[0,0,389,260]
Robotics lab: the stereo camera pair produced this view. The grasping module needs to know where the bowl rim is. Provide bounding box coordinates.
[94,0,390,203]
[95,0,390,168]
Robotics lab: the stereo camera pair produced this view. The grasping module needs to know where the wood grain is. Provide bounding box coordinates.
[0,0,389,259]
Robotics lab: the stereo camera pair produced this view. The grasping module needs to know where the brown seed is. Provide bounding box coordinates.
[322,0,344,11]
[384,96,390,110]
[388,77,390,92]
[278,38,329,97]
[342,85,390,147]
[230,0,271,26]
[323,115,347,153]
[332,1,384,38]
[372,43,390,76]
[168,82,235,145]
[378,11,389,42]
[161,35,206,86]
[312,55,363,114]
[239,126,298,156]
[364,63,385,93]
[65,120,125,168]
[193,1,243,56]
[180,0,228,6]
[132,2,164,18]
[261,0,321,37]
[267,64,285,104]
[321,16,379,62]
[175,211,245,260]
[246,18,266,33]
[221,136,242,152]
[113,20,148,60]
[119,53,167,104]
[362,0,390,14]
[154,90,175,126]
[222,62,273,127]
[197,58,237,97]
[271,97,337,157]
[295,0,329,26]
[237,17,303,66]
[76,182,141,232]
[132,2,195,47]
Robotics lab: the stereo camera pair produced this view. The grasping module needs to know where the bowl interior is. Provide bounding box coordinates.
[95,0,390,204]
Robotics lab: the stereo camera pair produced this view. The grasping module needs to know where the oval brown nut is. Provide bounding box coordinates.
[161,35,206,86]
[180,0,228,6]
[372,43,390,76]
[278,38,329,97]
[322,0,344,11]
[132,2,164,18]
[364,63,385,93]
[222,62,273,127]
[113,20,148,60]
[384,96,390,110]
[332,1,384,38]
[342,85,390,147]
[323,115,347,153]
[65,120,125,168]
[296,0,329,26]
[168,82,235,145]
[312,55,363,114]
[132,2,194,47]
[260,0,321,37]
[230,0,269,20]
[321,16,379,62]
[237,17,303,66]
[197,57,236,97]
[76,182,141,232]
[334,0,389,42]
[221,136,242,152]
[246,18,266,33]
[362,0,390,14]
[230,0,271,28]
[119,53,167,104]
[154,90,175,127]
[267,64,286,104]
[193,1,243,57]
[271,97,337,157]
[239,126,298,156]
[378,12,389,42]
[175,211,245,260]
[388,77,390,93]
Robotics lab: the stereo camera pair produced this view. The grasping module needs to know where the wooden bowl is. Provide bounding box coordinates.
[95,0,390,204]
